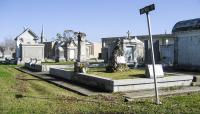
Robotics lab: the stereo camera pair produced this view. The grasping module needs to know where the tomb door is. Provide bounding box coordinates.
[125,46,134,63]
[69,49,75,59]
[86,47,89,58]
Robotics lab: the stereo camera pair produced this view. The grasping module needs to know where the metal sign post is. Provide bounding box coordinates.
[139,4,161,105]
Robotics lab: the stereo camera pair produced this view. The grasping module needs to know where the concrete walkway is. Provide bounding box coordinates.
[124,86,200,101]
[16,67,107,96]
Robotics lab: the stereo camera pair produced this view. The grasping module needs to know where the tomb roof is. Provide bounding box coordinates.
[172,18,200,33]
[15,28,39,41]
[102,34,173,41]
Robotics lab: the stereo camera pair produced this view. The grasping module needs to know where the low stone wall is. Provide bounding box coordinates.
[88,63,105,68]
[25,63,73,72]
[50,68,113,92]
[113,76,193,92]
[49,68,193,92]
[49,68,74,80]
[72,73,113,91]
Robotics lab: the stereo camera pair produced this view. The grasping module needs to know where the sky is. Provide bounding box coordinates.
[0,0,200,42]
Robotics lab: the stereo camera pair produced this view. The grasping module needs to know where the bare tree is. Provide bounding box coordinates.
[56,30,76,42]
[63,30,75,41]
[4,37,15,51]
[0,37,15,58]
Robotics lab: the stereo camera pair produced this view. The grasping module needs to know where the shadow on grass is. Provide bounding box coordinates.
[94,70,107,73]
[16,78,43,81]
[16,77,60,82]
[15,94,102,104]
[15,94,57,100]
[128,74,146,78]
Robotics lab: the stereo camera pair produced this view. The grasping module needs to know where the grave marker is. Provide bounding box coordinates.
[145,64,164,78]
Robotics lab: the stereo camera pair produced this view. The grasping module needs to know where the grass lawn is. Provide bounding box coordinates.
[1,65,200,114]
[87,67,145,80]
[41,61,74,65]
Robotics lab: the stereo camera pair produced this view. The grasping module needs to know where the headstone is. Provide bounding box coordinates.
[55,46,65,62]
[145,64,164,78]
[58,47,65,61]
[116,56,126,64]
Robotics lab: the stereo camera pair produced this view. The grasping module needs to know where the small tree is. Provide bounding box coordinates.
[106,39,129,72]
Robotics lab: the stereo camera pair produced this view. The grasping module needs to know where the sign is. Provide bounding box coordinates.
[145,64,164,78]
[140,4,155,15]
[117,56,126,64]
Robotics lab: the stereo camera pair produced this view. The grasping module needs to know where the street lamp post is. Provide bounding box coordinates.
[139,4,161,105]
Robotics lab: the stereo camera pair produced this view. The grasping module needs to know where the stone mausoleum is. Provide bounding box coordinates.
[101,32,174,66]
[15,28,44,64]
[138,34,174,65]
[173,18,200,70]
[101,33,144,66]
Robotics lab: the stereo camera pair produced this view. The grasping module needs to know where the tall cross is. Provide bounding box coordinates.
[127,30,130,39]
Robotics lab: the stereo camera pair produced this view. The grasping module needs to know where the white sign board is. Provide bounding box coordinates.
[117,56,126,64]
[145,64,164,78]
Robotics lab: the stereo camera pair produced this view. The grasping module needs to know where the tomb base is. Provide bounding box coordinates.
[74,62,89,73]
[55,57,66,62]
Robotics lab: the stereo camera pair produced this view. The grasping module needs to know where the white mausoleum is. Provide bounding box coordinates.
[15,28,44,64]
[173,18,200,70]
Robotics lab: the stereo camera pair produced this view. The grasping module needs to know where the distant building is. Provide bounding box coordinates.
[173,18,200,70]
[15,28,44,64]
[43,37,97,61]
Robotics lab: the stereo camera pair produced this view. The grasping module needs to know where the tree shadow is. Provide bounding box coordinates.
[16,77,62,82]
[16,78,43,81]
[128,74,146,78]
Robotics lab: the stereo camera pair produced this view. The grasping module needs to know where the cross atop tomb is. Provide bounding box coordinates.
[127,30,130,39]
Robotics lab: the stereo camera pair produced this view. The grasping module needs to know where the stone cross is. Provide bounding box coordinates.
[77,32,86,62]
[74,32,88,73]
[127,30,130,39]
